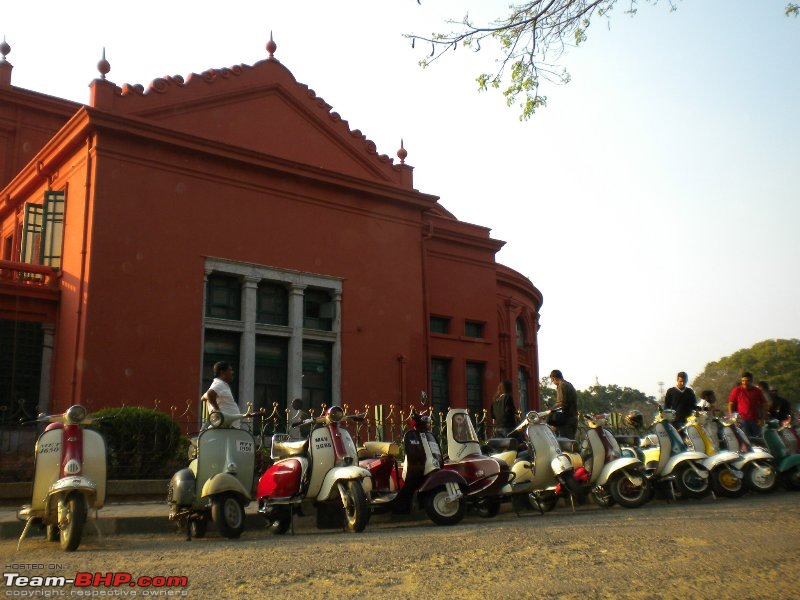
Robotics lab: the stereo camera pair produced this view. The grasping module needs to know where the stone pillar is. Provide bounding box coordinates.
[287,284,306,404]
[331,290,342,407]
[239,276,259,412]
[38,324,55,415]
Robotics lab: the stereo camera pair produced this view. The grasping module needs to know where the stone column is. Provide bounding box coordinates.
[37,324,55,415]
[239,276,259,412]
[331,290,342,407]
[287,284,306,404]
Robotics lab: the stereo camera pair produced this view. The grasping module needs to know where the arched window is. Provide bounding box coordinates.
[516,318,526,348]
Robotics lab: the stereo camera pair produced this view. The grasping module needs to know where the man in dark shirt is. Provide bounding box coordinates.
[768,385,792,422]
[664,371,697,429]
[549,369,578,439]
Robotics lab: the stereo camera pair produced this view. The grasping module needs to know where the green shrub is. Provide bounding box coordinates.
[89,407,186,479]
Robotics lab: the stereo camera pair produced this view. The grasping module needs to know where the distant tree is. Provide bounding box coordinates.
[539,376,556,406]
[408,1,797,120]
[692,339,800,408]
[577,383,656,416]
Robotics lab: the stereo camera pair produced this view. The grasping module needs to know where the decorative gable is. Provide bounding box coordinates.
[89,43,409,187]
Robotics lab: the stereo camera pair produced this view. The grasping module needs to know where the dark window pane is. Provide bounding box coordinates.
[303,289,333,331]
[516,318,526,348]
[257,282,289,325]
[465,362,484,414]
[464,321,484,338]
[431,358,450,416]
[205,275,241,320]
[430,316,450,334]
[302,341,332,413]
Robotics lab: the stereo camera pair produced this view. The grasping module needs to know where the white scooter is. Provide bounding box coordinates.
[499,409,586,512]
[621,408,710,500]
[717,414,777,494]
[17,405,107,552]
[681,410,744,498]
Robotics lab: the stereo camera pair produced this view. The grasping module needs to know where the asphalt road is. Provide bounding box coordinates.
[2,491,799,599]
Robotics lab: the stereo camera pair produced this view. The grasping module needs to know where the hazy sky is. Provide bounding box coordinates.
[4,1,799,399]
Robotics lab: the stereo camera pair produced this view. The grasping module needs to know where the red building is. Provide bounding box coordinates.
[0,37,542,427]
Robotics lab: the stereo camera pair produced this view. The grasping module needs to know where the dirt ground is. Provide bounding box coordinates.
[3,491,799,599]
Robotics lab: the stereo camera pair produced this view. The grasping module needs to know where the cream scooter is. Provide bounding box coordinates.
[168,410,256,539]
[17,405,107,552]
[681,410,744,498]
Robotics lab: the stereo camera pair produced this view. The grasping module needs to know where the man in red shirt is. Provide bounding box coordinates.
[728,371,770,439]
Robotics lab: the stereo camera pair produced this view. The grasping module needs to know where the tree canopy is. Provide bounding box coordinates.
[539,377,656,416]
[408,1,798,120]
[691,339,800,407]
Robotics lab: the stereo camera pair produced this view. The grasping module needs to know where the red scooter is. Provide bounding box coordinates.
[360,396,467,525]
[442,408,514,517]
[257,401,372,534]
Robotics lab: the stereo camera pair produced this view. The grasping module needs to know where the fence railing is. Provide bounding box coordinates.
[0,400,643,483]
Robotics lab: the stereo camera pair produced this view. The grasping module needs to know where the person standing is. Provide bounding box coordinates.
[201,361,242,428]
[549,369,578,439]
[664,371,697,428]
[727,371,769,439]
[491,380,517,437]
[767,385,792,422]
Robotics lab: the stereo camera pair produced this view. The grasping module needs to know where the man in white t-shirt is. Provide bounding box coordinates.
[201,361,241,428]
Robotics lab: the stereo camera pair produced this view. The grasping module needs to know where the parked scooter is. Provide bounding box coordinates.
[621,408,710,500]
[681,410,745,498]
[717,414,777,494]
[168,410,256,540]
[442,408,514,517]
[761,419,800,490]
[257,401,372,534]
[778,417,800,455]
[489,409,586,513]
[17,405,107,552]
[573,413,650,508]
[360,396,467,525]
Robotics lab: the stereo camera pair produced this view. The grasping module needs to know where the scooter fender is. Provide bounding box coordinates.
[317,466,372,501]
[48,476,98,507]
[700,451,741,472]
[732,448,773,469]
[595,457,643,486]
[201,472,251,503]
[417,469,467,494]
[663,452,709,477]
[550,454,573,475]
[777,453,800,473]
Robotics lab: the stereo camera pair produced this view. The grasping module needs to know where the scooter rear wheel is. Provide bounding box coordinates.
[211,493,245,538]
[59,492,87,552]
[475,497,501,518]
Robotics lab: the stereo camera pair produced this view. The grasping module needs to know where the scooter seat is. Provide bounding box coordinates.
[358,441,401,458]
[484,437,519,452]
[272,438,309,458]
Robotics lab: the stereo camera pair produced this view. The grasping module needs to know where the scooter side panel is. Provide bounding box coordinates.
[31,429,63,513]
[417,468,467,493]
[258,458,306,498]
[776,453,800,473]
[82,429,107,508]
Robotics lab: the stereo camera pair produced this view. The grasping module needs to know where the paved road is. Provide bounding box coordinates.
[3,492,799,599]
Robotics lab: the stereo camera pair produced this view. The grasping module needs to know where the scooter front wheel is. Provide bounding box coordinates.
[674,463,710,499]
[211,493,245,538]
[609,471,650,508]
[340,481,369,533]
[744,461,777,494]
[59,492,87,552]
[710,465,745,498]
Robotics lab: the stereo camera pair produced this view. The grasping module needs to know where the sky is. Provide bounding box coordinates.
[3,1,799,400]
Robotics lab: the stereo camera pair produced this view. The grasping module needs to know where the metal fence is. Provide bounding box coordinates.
[0,399,642,483]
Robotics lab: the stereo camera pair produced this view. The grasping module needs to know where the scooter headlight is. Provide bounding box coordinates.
[328,406,344,423]
[65,405,87,424]
[526,411,538,424]
[208,411,224,428]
